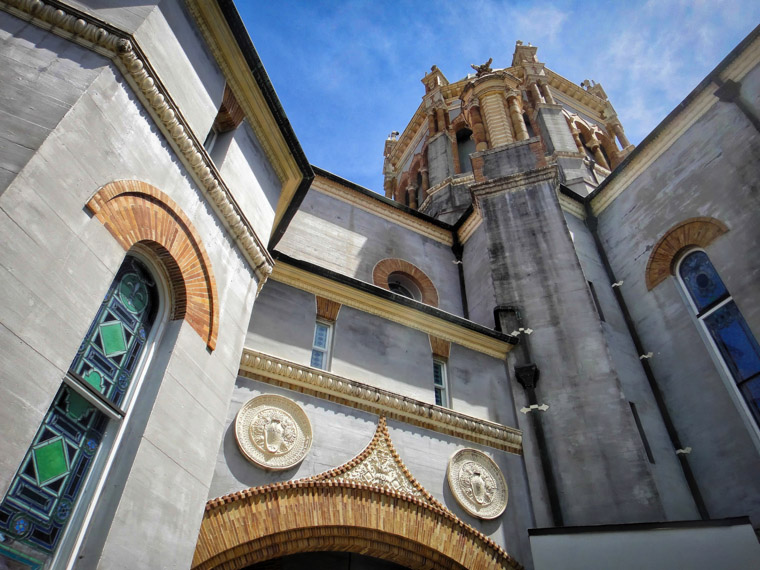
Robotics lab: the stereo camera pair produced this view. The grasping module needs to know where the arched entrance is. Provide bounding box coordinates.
[193,418,523,570]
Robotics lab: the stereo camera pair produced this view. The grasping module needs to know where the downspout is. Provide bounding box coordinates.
[494,305,564,527]
[583,202,709,519]
[452,234,469,319]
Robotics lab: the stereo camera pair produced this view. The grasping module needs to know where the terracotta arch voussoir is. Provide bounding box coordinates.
[645,217,729,291]
[87,180,219,350]
[373,258,439,307]
[192,483,523,570]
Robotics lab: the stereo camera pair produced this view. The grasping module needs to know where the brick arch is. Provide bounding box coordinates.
[373,258,439,307]
[192,482,522,570]
[86,180,219,350]
[645,217,729,290]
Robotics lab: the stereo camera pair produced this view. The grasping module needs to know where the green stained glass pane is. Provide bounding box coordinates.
[99,322,126,357]
[82,370,103,392]
[32,439,68,486]
[64,390,92,421]
[119,273,149,313]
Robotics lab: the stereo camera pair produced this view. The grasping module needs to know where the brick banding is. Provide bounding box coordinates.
[645,217,729,290]
[372,258,439,307]
[87,180,220,350]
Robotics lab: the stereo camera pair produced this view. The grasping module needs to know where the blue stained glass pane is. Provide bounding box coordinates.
[739,378,760,424]
[434,387,444,406]
[679,251,728,312]
[704,302,760,382]
[310,350,324,369]
[313,324,328,349]
[433,362,444,387]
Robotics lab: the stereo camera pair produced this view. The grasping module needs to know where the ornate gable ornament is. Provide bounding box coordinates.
[309,416,437,506]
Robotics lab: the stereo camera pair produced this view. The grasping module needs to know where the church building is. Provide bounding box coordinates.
[0,1,759,569]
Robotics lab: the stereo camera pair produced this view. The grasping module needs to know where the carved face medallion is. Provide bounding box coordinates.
[235,395,312,470]
[447,448,507,519]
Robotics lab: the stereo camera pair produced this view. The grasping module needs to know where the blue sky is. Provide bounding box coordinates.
[239,1,760,192]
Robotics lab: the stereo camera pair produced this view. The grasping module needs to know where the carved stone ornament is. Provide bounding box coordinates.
[235,394,312,470]
[447,448,508,519]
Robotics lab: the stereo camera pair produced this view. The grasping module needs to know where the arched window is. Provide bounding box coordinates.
[456,128,476,174]
[678,250,760,426]
[388,272,422,301]
[0,254,165,565]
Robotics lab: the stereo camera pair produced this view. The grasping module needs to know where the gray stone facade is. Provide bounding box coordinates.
[0,2,759,570]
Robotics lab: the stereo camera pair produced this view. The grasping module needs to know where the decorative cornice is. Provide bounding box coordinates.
[312,176,453,246]
[557,189,586,220]
[546,69,607,115]
[590,87,717,215]
[471,166,559,200]
[0,0,273,281]
[271,261,515,359]
[239,350,523,454]
[457,206,483,244]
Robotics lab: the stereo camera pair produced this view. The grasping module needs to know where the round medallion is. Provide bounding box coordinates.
[447,448,508,519]
[235,394,312,470]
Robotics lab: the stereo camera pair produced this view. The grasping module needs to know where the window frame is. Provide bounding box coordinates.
[51,247,172,569]
[675,248,760,445]
[433,358,450,408]
[310,319,334,371]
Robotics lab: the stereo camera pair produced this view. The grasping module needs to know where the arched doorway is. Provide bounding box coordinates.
[245,551,411,569]
[193,419,522,570]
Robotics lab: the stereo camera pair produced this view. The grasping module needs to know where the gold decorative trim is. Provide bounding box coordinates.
[312,175,453,246]
[457,206,483,244]
[185,0,303,237]
[312,417,439,504]
[591,87,718,215]
[239,349,523,454]
[271,261,514,359]
[719,32,760,83]
[0,0,274,281]
[558,191,586,220]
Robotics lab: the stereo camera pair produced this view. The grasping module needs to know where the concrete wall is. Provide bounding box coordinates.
[461,223,497,328]
[209,378,536,568]
[277,188,464,316]
[565,212,699,521]
[0,11,104,195]
[477,173,664,526]
[247,280,514,418]
[596,78,760,526]
[531,520,760,570]
[0,4,275,567]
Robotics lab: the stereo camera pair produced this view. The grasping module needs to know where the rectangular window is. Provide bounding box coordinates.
[433,359,449,407]
[310,320,333,370]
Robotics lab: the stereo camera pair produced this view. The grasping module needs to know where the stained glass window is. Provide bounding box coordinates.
[310,321,332,370]
[0,257,158,561]
[679,250,760,425]
[433,359,448,407]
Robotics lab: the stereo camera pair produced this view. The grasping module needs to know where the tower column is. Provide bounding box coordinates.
[469,106,489,151]
[571,128,585,154]
[530,82,544,105]
[407,184,417,209]
[420,168,430,195]
[507,91,529,141]
[539,80,556,105]
[480,90,514,146]
[427,112,437,134]
[435,107,447,133]
[611,122,631,149]
[586,136,609,169]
